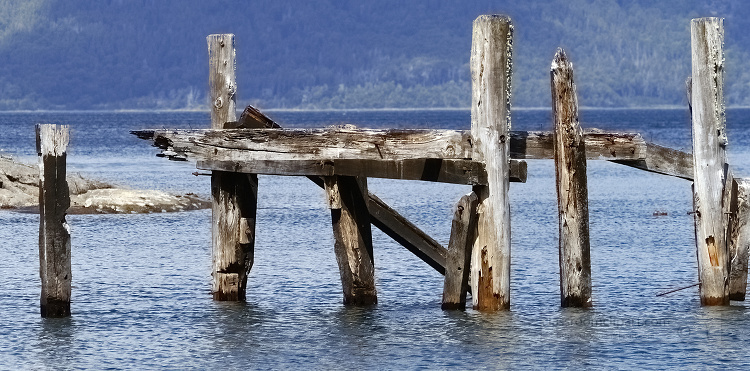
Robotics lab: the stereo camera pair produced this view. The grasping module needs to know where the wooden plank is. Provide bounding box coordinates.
[326,176,377,305]
[551,49,592,308]
[208,34,257,301]
[610,142,693,180]
[367,193,448,274]
[728,178,750,300]
[135,127,690,179]
[690,17,730,306]
[148,128,472,162]
[441,192,478,310]
[196,158,530,185]
[37,124,72,318]
[469,14,513,311]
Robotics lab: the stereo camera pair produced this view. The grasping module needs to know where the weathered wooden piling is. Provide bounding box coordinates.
[325,176,377,305]
[208,34,258,301]
[550,49,592,308]
[37,124,71,317]
[727,179,750,300]
[469,14,513,311]
[690,18,730,306]
[442,192,478,310]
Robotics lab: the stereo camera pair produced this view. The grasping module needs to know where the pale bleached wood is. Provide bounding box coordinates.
[690,17,729,305]
[470,14,513,311]
[327,176,377,305]
[208,34,236,127]
[150,128,472,162]
[728,178,750,300]
[37,124,72,317]
[551,49,592,308]
[134,127,692,179]
[442,192,478,310]
[208,34,257,301]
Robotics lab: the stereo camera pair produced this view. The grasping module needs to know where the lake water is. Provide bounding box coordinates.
[2,109,750,369]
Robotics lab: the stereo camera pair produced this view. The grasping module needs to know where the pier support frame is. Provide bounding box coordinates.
[325,176,377,305]
[208,34,258,301]
[550,49,592,308]
[690,18,730,306]
[37,124,72,317]
[469,14,513,311]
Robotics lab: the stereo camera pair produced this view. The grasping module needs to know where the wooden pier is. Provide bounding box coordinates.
[38,15,750,316]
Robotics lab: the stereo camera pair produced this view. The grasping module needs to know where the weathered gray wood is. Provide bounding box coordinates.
[470,14,513,311]
[151,128,472,162]
[37,124,71,317]
[208,34,257,301]
[134,127,691,179]
[208,34,237,126]
[306,176,449,274]
[551,49,592,308]
[728,178,750,300]
[211,172,257,301]
[610,142,693,180]
[442,192,478,310]
[197,158,526,185]
[690,17,730,306]
[326,176,377,305]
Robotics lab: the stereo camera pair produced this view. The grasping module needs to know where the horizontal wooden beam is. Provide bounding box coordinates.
[610,142,694,180]
[144,128,472,161]
[197,158,527,184]
[510,130,692,180]
[132,128,691,180]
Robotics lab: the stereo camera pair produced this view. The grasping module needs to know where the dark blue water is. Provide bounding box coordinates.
[2,109,750,368]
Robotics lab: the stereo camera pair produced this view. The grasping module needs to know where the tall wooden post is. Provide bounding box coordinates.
[325,176,377,305]
[442,192,478,310]
[37,124,71,317]
[728,179,750,300]
[550,49,592,308]
[469,14,513,311]
[208,34,258,301]
[690,18,730,306]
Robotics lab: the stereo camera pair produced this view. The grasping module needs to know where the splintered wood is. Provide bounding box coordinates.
[469,14,513,311]
[551,49,592,308]
[690,18,729,306]
[208,34,258,301]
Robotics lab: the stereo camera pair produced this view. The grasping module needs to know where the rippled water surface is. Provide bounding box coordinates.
[2,109,750,368]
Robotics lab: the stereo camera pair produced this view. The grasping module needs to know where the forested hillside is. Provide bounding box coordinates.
[0,0,748,110]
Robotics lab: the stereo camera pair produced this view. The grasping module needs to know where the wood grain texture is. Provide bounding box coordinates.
[690,17,729,305]
[442,192,478,310]
[208,34,257,301]
[327,176,377,305]
[551,49,592,308]
[469,14,513,311]
[134,128,691,179]
[728,178,750,301]
[37,124,71,317]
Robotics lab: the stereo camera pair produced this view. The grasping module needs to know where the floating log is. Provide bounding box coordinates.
[326,176,377,305]
[469,14,513,311]
[690,17,730,306]
[550,49,592,308]
[442,192,478,310]
[208,34,258,301]
[728,178,750,300]
[37,124,72,318]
